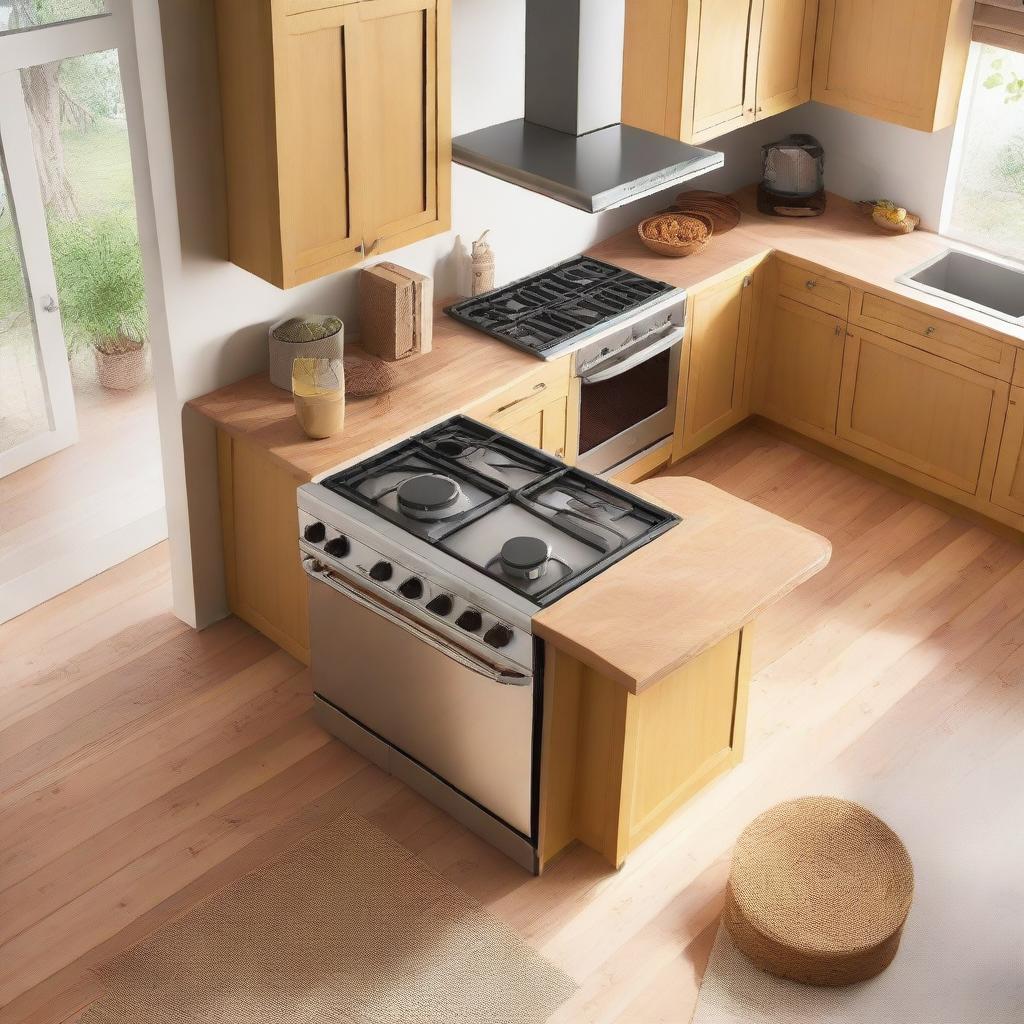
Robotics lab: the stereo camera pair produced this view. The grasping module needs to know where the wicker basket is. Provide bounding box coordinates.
[725,796,914,987]
[637,212,713,257]
[268,315,344,392]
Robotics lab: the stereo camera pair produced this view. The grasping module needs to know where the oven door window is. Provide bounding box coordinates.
[578,348,672,455]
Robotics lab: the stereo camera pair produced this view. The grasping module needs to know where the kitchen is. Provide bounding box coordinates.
[3,0,1024,1022]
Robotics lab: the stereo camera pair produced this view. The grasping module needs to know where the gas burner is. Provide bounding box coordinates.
[446,257,675,357]
[397,474,464,521]
[499,536,552,581]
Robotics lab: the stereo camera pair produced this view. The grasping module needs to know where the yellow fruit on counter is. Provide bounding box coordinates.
[874,200,908,224]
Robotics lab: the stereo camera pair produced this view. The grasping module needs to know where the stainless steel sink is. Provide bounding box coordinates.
[897,249,1024,327]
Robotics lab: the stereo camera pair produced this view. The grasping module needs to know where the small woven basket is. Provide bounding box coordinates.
[637,212,712,257]
[268,315,344,392]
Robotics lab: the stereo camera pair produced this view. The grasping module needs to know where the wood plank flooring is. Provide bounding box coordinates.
[2,424,1023,1023]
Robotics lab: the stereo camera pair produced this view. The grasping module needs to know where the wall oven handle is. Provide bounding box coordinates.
[578,324,686,384]
[303,559,530,686]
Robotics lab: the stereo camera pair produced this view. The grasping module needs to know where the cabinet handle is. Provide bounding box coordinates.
[834,323,843,336]
[925,325,936,336]
[805,279,818,290]
[743,275,753,288]
[495,382,546,415]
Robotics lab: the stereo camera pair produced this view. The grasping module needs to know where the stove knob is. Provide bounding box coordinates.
[484,623,513,649]
[303,521,326,543]
[426,594,454,616]
[456,609,483,632]
[369,560,393,582]
[398,577,423,600]
[324,535,350,558]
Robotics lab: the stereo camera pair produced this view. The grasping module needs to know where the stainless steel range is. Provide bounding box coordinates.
[298,416,678,872]
[446,256,688,475]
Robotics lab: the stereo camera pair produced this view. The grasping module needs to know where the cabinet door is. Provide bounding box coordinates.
[755,0,817,118]
[357,0,451,255]
[991,387,1024,517]
[755,295,845,440]
[690,0,760,140]
[218,432,310,664]
[493,394,570,460]
[812,0,962,131]
[677,268,758,457]
[277,6,364,286]
[837,328,1009,496]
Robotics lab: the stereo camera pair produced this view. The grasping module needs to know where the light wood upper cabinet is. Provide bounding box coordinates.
[991,387,1024,518]
[755,294,845,441]
[359,0,448,257]
[812,0,974,132]
[214,0,451,288]
[837,327,1009,497]
[676,264,761,458]
[756,0,818,118]
[276,6,363,283]
[690,0,761,140]
[622,0,817,144]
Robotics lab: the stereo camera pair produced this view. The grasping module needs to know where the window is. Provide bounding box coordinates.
[943,44,1024,263]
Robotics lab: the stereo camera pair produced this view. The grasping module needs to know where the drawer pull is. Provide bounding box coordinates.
[805,280,817,290]
[834,323,843,336]
[925,325,936,336]
[495,382,546,414]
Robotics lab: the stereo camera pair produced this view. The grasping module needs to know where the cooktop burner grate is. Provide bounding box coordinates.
[321,416,679,607]
[445,257,675,356]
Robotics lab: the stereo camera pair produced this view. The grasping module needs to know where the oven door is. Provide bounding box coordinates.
[575,322,684,475]
[307,564,536,838]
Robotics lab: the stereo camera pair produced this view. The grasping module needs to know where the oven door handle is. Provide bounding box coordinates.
[578,324,685,384]
[303,559,530,686]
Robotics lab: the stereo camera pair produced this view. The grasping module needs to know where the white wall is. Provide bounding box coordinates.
[769,103,957,230]
[146,0,960,627]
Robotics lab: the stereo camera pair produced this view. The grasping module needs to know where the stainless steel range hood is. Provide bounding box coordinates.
[452,0,724,213]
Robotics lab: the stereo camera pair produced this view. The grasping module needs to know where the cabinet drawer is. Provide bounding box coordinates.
[854,292,1015,382]
[777,259,850,319]
[466,358,571,425]
[837,328,1008,496]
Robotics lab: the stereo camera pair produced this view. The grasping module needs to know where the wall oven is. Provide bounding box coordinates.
[573,290,687,475]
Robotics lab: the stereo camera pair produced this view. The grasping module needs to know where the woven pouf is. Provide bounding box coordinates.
[724,796,914,987]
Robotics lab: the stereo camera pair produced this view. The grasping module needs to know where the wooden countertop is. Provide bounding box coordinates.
[532,475,832,693]
[188,317,547,482]
[590,185,1024,348]
[190,189,1023,485]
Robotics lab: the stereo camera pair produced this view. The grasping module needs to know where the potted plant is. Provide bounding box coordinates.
[51,214,149,391]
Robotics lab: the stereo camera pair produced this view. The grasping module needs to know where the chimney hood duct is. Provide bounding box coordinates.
[452,0,724,214]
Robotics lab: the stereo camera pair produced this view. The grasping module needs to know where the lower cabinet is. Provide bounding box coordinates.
[217,431,311,664]
[675,265,760,459]
[837,328,1009,497]
[466,357,574,460]
[991,387,1024,517]
[539,628,752,870]
[754,294,845,440]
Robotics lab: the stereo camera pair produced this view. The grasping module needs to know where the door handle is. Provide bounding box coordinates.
[41,294,58,313]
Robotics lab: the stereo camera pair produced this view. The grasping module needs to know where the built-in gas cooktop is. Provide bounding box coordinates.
[319,416,679,608]
[445,256,677,359]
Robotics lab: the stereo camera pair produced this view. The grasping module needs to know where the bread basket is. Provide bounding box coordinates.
[638,212,713,257]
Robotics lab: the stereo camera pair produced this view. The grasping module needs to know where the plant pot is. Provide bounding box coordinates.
[94,341,147,391]
[269,315,345,392]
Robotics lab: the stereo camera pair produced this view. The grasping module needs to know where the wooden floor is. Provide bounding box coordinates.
[2,423,1023,1023]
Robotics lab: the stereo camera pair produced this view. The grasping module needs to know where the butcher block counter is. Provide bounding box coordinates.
[534,476,830,694]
